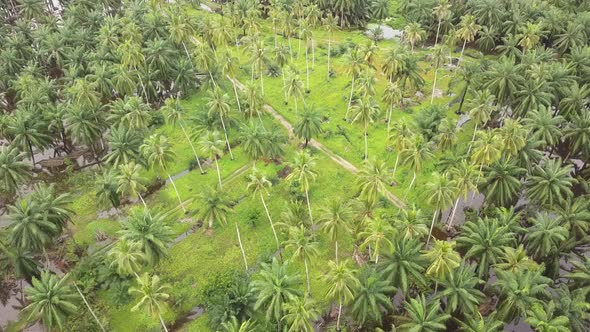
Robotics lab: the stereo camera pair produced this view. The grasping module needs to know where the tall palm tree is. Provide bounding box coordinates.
[286,151,317,232]
[456,14,481,66]
[247,168,280,250]
[319,199,352,263]
[423,240,461,284]
[197,186,233,230]
[9,200,56,252]
[398,294,450,332]
[323,259,359,330]
[465,89,495,155]
[470,130,501,193]
[129,273,171,332]
[432,0,451,46]
[389,120,413,178]
[356,158,390,206]
[199,130,225,188]
[425,173,456,244]
[282,295,319,332]
[141,134,185,213]
[284,225,319,294]
[322,13,339,81]
[395,206,429,241]
[437,263,485,314]
[220,317,257,332]
[517,22,544,54]
[108,239,145,277]
[480,159,525,207]
[298,19,312,92]
[359,217,395,264]
[294,105,323,148]
[400,134,434,199]
[447,160,480,228]
[285,73,305,113]
[382,82,403,132]
[350,97,380,160]
[0,145,31,195]
[351,267,395,327]
[526,158,575,207]
[379,237,427,294]
[119,209,172,266]
[252,257,302,331]
[404,22,425,52]
[207,87,234,160]
[525,107,565,149]
[161,98,204,174]
[117,162,148,209]
[344,47,364,119]
[103,125,143,168]
[8,109,51,165]
[0,242,39,300]
[23,272,78,331]
[430,44,448,104]
[526,212,568,261]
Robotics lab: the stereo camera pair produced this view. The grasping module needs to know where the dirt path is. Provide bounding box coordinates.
[229,77,405,209]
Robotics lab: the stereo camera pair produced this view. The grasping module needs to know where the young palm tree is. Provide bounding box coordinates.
[220,317,257,332]
[350,97,380,160]
[430,44,447,104]
[398,294,450,332]
[141,134,185,213]
[119,209,172,266]
[457,14,481,66]
[400,134,434,199]
[286,151,318,231]
[199,130,225,188]
[517,22,544,54]
[359,217,395,264]
[251,257,302,331]
[526,158,576,208]
[197,186,233,230]
[161,98,204,174]
[319,199,352,263]
[247,168,280,250]
[379,237,427,294]
[436,263,485,314]
[423,240,461,285]
[95,168,121,211]
[322,259,359,331]
[207,86,234,160]
[447,160,480,228]
[286,72,305,113]
[403,22,425,52]
[117,162,148,210]
[351,267,395,327]
[108,239,146,277]
[395,206,429,241]
[356,158,390,206]
[129,273,171,332]
[23,272,78,331]
[282,295,319,332]
[465,89,495,155]
[0,145,31,195]
[293,105,323,148]
[284,225,319,294]
[322,13,339,81]
[425,172,456,244]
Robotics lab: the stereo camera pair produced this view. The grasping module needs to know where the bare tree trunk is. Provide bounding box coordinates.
[446,197,460,230]
[335,240,339,264]
[336,301,343,331]
[215,157,222,188]
[304,257,311,294]
[219,114,234,160]
[159,313,169,332]
[427,209,438,246]
[231,78,242,114]
[75,284,106,332]
[261,194,280,250]
[431,68,438,104]
[467,124,478,156]
[345,77,355,120]
[392,154,399,178]
[282,70,288,102]
[235,222,248,270]
[305,190,314,232]
[364,128,369,160]
[167,174,185,213]
[180,122,204,174]
[305,42,310,91]
[458,40,467,68]
[435,19,442,46]
[404,171,416,200]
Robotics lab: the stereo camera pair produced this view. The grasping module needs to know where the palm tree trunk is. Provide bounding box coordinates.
[327,36,331,81]
[288,36,293,61]
[167,174,185,213]
[294,97,299,113]
[435,19,442,46]
[311,38,315,69]
[431,68,438,104]
[335,240,339,264]
[259,60,264,96]
[235,222,248,270]
[27,139,35,165]
[466,124,478,155]
[471,163,484,202]
[261,194,280,250]
[297,39,301,60]
[231,78,242,114]
[75,284,106,332]
[305,190,314,232]
[458,39,467,67]
[304,257,311,294]
[427,209,438,246]
[138,194,151,217]
[446,197,460,229]
[180,122,204,174]
[345,77,355,120]
[219,114,234,160]
[404,171,416,200]
[305,42,310,91]
[364,127,368,160]
[215,157,222,189]
[336,300,343,331]
[386,104,393,133]
[137,73,149,102]
[159,313,169,332]
[282,70,287,102]
[392,153,399,178]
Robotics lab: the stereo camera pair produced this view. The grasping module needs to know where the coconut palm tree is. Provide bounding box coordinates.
[494,268,551,322]
[119,209,172,266]
[359,217,395,264]
[284,225,319,294]
[379,237,427,294]
[129,273,171,332]
[199,130,225,189]
[286,151,317,231]
[430,44,448,104]
[8,109,51,165]
[389,120,413,178]
[457,217,515,279]
[319,199,352,263]
[432,0,451,46]
[526,302,570,332]
[404,22,425,52]
[382,82,403,132]
[323,259,361,330]
[294,105,323,148]
[351,267,395,327]
[104,125,143,168]
[247,168,280,250]
[447,160,480,228]
[398,294,450,332]
[553,285,590,332]
[526,212,568,261]
[465,89,495,155]
[425,172,456,245]
[517,22,544,54]
[456,14,481,66]
[63,106,104,160]
[220,317,257,332]
[356,158,390,206]
[116,162,148,209]
[455,312,504,332]
[197,186,232,230]
[0,242,39,300]
[9,200,56,252]
[344,47,364,119]
[471,130,501,193]
[252,257,302,331]
[108,240,146,277]
[23,272,78,331]
[400,134,434,199]
[285,73,305,113]
[350,97,380,160]
[161,98,204,174]
[526,158,575,208]
[423,240,461,285]
[322,13,339,81]
[282,295,319,332]
[141,134,185,213]
[95,168,121,213]
[0,145,31,195]
[480,159,525,207]
[207,86,234,160]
